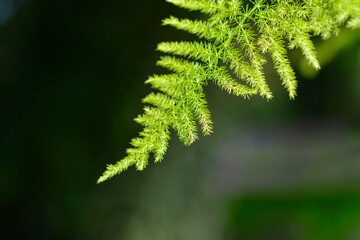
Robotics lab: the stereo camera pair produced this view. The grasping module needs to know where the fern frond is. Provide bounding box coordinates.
[98,0,360,183]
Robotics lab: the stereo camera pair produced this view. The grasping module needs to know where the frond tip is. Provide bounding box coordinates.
[98,0,360,182]
[97,158,136,183]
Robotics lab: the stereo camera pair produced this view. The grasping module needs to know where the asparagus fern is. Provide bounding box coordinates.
[98,0,360,183]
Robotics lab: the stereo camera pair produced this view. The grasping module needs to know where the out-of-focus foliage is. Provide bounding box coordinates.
[227,192,360,240]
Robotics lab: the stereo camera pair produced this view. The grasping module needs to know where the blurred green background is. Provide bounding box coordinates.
[0,0,360,239]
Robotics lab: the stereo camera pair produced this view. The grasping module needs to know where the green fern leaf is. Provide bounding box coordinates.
[98,0,360,183]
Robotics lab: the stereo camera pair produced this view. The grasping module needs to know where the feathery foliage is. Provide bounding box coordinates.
[98,0,360,183]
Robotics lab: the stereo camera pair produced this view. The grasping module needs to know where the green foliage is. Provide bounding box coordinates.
[98,0,360,183]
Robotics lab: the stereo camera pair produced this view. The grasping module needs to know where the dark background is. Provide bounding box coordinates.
[1,0,360,239]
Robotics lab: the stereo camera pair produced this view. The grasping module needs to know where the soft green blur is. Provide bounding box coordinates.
[0,1,359,239]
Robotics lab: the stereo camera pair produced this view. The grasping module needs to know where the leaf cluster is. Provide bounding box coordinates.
[98,0,360,183]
